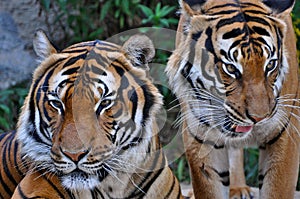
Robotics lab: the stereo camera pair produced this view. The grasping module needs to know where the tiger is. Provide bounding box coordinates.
[0,30,183,198]
[166,0,300,198]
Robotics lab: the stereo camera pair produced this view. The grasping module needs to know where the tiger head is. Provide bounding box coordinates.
[17,31,162,190]
[166,0,297,144]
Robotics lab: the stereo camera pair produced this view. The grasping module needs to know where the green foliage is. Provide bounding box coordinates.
[39,0,178,44]
[46,0,104,43]
[292,1,300,63]
[0,85,29,133]
[100,0,141,28]
[173,156,190,183]
[139,3,178,27]
[244,148,259,187]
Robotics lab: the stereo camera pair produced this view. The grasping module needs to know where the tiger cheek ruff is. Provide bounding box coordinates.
[166,0,300,198]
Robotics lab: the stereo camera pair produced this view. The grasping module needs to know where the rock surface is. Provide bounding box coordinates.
[0,0,66,90]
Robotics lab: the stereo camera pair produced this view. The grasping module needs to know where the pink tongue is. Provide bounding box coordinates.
[235,125,253,133]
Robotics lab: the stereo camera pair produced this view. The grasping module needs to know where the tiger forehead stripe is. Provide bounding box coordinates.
[206,2,267,13]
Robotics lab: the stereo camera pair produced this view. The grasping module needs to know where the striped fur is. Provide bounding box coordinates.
[6,31,182,198]
[166,0,299,198]
[0,131,28,198]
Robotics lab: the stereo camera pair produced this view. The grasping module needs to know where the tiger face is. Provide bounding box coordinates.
[17,31,162,190]
[167,0,296,144]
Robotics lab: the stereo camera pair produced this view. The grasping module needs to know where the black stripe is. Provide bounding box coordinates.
[45,174,70,198]
[90,50,109,67]
[164,175,176,199]
[62,48,90,54]
[12,139,25,177]
[62,66,80,76]
[91,65,107,76]
[140,168,165,197]
[40,68,55,120]
[141,84,155,126]
[65,40,99,50]
[192,31,202,41]
[118,123,135,146]
[222,28,244,39]
[4,135,18,185]
[17,186,27,199]
[258,174,264,189]
[205,27,215,55]
[243,14,270,27]
[193,133,225,149]
[207,3,240,12]
[94,188,105,199]
[216,13,245,30]
[225,103,245,123]
[266,122,288,145]
[218,171,230,186]
[181,61,205,91]
[252,26,270,36]
[184,0,206,7]
[128,88,138,122]
[126,150,164,198]
[207,9,237,16]
[241,2,265,10]
[121,137,143,151]
[113,63,125,77]
[0,134,17,196]
[63,53,87,68]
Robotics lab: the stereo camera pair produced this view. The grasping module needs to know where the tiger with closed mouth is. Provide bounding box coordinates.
[0,30,183,199]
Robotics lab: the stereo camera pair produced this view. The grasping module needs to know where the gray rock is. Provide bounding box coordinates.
[0,12,35,90]
[0,0,67,90]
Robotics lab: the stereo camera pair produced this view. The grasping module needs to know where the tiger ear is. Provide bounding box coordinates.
[33,29,58,62]
[262,0,295,14]
[180,0,207,16]
[122,34,155,70]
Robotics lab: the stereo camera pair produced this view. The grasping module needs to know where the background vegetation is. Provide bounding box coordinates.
[1,0,300,189]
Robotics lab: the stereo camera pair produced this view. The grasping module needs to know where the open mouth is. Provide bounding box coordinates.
[223,120,253,135]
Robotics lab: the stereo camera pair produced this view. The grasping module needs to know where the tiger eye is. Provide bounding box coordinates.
[266,60,277,72]
[100,99,111,108]
[226,64,236,74]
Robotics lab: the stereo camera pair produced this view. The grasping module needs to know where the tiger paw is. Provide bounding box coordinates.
[230,186,254,199]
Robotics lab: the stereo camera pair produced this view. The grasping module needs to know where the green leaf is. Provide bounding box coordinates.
[0,104,11,115]
[100,1,112,21]
[115,0,120,6]
[177,158,185,181]
[121,0,131,16]
[89,28,104,39]
[120,16,124,28]
[114,9,120,18]
[160,5,176,17]
[0,117,10,130]
[167,18,178,25]
[160,18,169,27]
[41,0,51,11]
[139,5,153,16]
[132,0,140,4]
[155,3,161,15]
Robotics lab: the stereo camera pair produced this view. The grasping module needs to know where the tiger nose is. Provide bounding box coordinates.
[61,149,89,162]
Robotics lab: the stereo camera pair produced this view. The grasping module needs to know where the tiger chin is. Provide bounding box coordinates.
[9,31,183,198]
[166,0,300,198]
